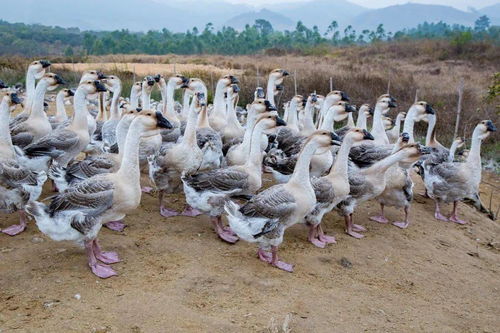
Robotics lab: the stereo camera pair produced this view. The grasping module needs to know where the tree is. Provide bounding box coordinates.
[254,19,273,36]
[474,15,490,32]
[64,46,74,57]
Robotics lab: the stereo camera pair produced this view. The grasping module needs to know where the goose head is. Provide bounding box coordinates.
[396,143,432,167]
[131,81,143,96]
[251,99,277,115]
[193,92,207,111]
[255,112,287,134]
[397,111,406,122]
[56,88,74,102]
[79,70,105,83]
[376,94,397,114]
[166,74,189,89]
[133,109,173,137]
[290,95,304,109]
[42,73,65,91]
[475,120,497,140]
[269,69,289,86]
[0,80,8,90]
[254,87,265,100]
[1,91,22,108]
[315,94,325,111]
[344,127,375,143]
[77,80,107,96]
[412,101,435,122]
[359,103,373,119]
[327,90,350,103]
[225,84,240,102]
[29,60,51,80]
[329,101,355,122]
[218,75,239,90]
[382,115,395,130]
[101,75,122,93]
[142,76,156,94]
[453,137,465,149]
[185,78,207,94]
[308,130,342,152]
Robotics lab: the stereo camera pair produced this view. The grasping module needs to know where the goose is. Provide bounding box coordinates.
[10,73,65,148]
[49,88,74,128]
[448,137,465,162]
[26,110,172,278]
[225,99,277,166]
[209,75,239,133]
[0,91,47,236]
[183,113,286,243]
[355,104,373,130]
[130,81,142,109]
[9,60,51,128]
[338,143,431,238]
[221,84,245,143]
[386,112,406,143]
[24,80,107,179]
[79,70,107,140]
[368,132,419,229]
[141,76,155,110]
[283,95,303,132]
[101,75,123,147]
[195,92,224,171]
[225,130,339,272]
[180,87,192,121]
[149,92,206,218]
[156,74,188,127]
[299,93,319,136]
[265,69,289,108]
[423,120,496,224]
[305,128,374,247]
[317,90,350,129]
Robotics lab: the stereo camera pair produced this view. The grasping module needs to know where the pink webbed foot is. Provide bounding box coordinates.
[369,215,389,224]
[310,237,326,248]
[181,206,203,217]
[346,230,365,239]
[318,234,336,244]
[448,215,467,224]
[222,226,237,236]
[104,220,126,232]
[95,251,120,264]
[1,223,26,236]
[352,224,366,232]
[434,212,448,222]
[141,186,154,193]
[89,262,117,279]
[160,206,179,218]
[257,249,272,263]
[393,221,409,229]
[272,260,294,272]
[216,229,239,244]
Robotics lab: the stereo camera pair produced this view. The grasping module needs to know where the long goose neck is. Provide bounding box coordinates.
[0,100,15,157]
[71,89,90,130]
[372,104,389,144]
[24,69,36,114]
[29,80,49,120]
[392,114,403,136]
[327,138,353,180]
[116,118,132,154]
[403,106,418,143]
[287,101,299,128]
[289,140,319,185]
[213,82,227,117]
[142,86,151,109]
[427,115,442,148]
[367,150,406,175]
[320,108,336,131]
[467,128,483,166]
[303,102,315,129]
[165,81,180,124]
[183,104,199,146]
[109,86,122,120]
[130,89,140,109]
[356,111,367,129]
[116,123,142,182]
[240,106,257,155]
[196,105,210,128]
[448,141,460,161]
[181,90,191,118]
[266,77,276,107]
[55,93,68,121]
[347,112,355,127]
[245,121,266,168]
[226,97,242,129]
[318,98,334,129]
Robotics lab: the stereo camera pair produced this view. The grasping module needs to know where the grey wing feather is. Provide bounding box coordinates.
[11,131,35,148]
[66,156,115,182]
[349,143,393,168]
[240,185,296,219]
[311,177,335,204]
[184,168,249,193]
[0,160,39,188]
[24,129,79,154]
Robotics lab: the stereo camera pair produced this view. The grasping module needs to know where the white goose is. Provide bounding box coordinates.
[49,88,74,128]
[225,131,338,272]
[183,113,286,243]
[221,84,244,143]
[26,110,172,278]
[209,75,239,133]
[101,75,123,147]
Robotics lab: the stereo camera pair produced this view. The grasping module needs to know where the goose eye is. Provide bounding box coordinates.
[147,113,152,116]
[268,116,272,118]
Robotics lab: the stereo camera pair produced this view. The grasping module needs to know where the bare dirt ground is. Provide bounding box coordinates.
[1,172,499,333]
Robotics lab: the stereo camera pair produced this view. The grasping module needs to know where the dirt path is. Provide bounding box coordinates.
[1,173,499,332]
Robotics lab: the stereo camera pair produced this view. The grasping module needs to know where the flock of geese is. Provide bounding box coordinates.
[0,61,495,277]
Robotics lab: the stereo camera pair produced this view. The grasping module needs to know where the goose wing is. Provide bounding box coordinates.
[349,143,393,168]
[184,168,248,193]
[239,185,296,219]
[66,156,115,182]
[11,122,36,147]
[0,159,39,188]
[24,129,79,156]
[311,177,335,204]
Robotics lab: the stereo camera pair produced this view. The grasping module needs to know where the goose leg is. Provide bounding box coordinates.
[308,224,326,248]
[92,239,120,264]
[211,216,238,243]
[85,240,117,278]
[158,190,179,218]
[393,206,410,229]
[257,248,272,262]
[345,214,364,239]
[270,246,294,272]
[370,203,389,223]
[434,201,448,221]
[141,186,154,193]
[317,225,336,244]
[448,201,467,224]
[104,220,126,232]
[2,210,27,236]
[181,205,203,217]
[351,214,367,232]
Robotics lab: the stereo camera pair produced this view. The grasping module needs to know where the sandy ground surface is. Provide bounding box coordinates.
[0,172,499,333]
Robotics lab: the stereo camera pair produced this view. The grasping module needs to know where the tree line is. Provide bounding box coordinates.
[0,16,497,57]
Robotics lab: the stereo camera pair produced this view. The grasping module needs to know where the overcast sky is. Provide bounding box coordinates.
[226,0,498,10]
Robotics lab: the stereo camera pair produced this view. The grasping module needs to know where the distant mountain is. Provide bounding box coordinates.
[224,9,295,31]
[478,3,500,23]
[271,0,367,31]
[350,3,489,32]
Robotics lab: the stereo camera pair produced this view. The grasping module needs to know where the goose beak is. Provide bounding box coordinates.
[275,84,284,91]
[401,132,410,143]
[368,107,374,115]
[363,129,374,140]
[265,100,277,111]
[154,74,161,82]
[40,60,51,68]
[419,145,432,154]
[425,104,435,114]
[181,76,190,84]
[94,80,107,92]
[388,99,397,108]
[229,76,239,84]
[10,93,22,105]
[0,80,7,89]
[341,91,350,102]
[146,78,155,86]
[331,132,341,144]
[345,103,356,112]
[54,74,65,85]
[276,117,286,127]
[232,84,240,93]
[156,112,173,129]
[97,71,106,79]
[255,87,265,99]
[311,95,318,103]
[486,120,497,132]
[68,89,75,96]
[282,70,290,76]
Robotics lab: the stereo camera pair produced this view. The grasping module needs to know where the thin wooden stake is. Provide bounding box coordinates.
[454,78,464,140]
[387,79,391,94]
[329,77,333,92]
[293,70,298,96]
[256,66,260,87]
[414,89,419,103]
[132,65,136,84]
